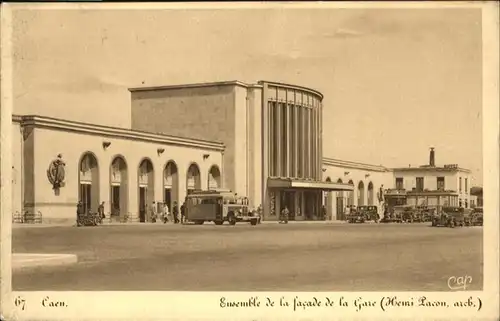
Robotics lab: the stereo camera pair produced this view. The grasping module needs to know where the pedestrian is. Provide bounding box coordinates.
[180,202,186,224]
[321,205,327,221]
[163,203,170,223]
[257,204,262,224]
[280,206,289,224]
[172,201,179,224]
[76,201,84,226]
[98,201,105,220]
[151,201,158,223]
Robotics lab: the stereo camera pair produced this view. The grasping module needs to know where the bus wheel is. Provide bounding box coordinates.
[228,213,237,225]
[214,220,224,225]
[194,220,204,225]
[250,219,258,226]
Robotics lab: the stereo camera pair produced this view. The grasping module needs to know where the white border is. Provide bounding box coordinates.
[1,0,14,311]
[1,2,498,320]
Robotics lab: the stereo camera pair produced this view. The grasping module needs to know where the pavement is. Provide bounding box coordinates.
[12,223,483,291]
[12,253,78,271]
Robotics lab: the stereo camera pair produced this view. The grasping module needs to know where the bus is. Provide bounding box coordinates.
[185,189,260,226]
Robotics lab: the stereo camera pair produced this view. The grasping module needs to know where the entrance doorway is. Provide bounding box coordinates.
[164,188,172,210]
[80,183,91,213]
[304,192,313,220]
[163,161,178,214]
[302,191,322,220]
[138,158,154,223]
[110,155,128,222]
[139,186,147,222]
[280,191,295,220]
[79,152,100,213]
[336,195,344,220]
[111,185,120,219]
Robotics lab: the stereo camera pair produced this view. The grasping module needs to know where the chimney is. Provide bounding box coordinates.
[429,147,435,167]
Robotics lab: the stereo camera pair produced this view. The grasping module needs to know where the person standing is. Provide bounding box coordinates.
[280,206,289,224]
[151,201,158,223]
[172,201,179,224]
[97,201,105,224]
[321,205,327,221]
[98,201,105,218]
[345,205,351,218]
[76,201,84,226]
[163,203,170,223]
[180,202,186,224]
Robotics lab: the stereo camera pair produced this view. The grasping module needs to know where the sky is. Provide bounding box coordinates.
[10,6,483,185]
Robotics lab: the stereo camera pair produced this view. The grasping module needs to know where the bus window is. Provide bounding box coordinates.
[189,197,201,206]
[201,198,217,205]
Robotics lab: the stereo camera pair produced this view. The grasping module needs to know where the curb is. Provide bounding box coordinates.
[12,253,78,271]
[13,221,350,227]
[14,221,427,228]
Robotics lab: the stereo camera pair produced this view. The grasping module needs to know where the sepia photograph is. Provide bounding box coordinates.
[7,3,486,292]
[1,2,498,319]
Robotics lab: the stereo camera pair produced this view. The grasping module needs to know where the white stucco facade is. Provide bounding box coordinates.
[11,80,474,224]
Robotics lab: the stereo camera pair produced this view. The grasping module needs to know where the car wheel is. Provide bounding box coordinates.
[194,220,204,225]
[214,220,224,225]
[250,219,257,226]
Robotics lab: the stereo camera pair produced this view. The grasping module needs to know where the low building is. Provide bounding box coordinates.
[322,158,393,220]
[386,148,473,209]
[12,115,224,224]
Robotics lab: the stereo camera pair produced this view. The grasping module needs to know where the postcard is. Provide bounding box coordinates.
[1,1,498,320]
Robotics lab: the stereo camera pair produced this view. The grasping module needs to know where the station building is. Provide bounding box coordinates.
[11,114,225,224]
[129,80,357,221]
[10,80,473,224]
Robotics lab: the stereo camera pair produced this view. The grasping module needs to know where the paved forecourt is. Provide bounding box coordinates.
[12,222,483,291]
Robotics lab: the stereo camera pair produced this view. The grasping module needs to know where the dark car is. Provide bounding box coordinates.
[358,205,379,222]
[432,206,465,228]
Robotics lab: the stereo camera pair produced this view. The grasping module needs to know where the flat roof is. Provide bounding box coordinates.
[406,191,459,196]
[12,114,225,152]
[128,80,262,92]
[392,166,471,173]
[323,157,389,172]
[258,80,324,100]
[128,80,324,100]
[267,177,354,191]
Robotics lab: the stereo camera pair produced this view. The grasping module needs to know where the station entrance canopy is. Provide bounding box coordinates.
[267,178,354,192]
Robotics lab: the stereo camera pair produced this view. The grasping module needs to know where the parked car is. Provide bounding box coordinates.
[469,207,483,226]
[415,206,436,222]
[358,205,379,222]
[380,205,406,223]
[393,205,415,223]
[345,205,365,223]
[431,206,465,228]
